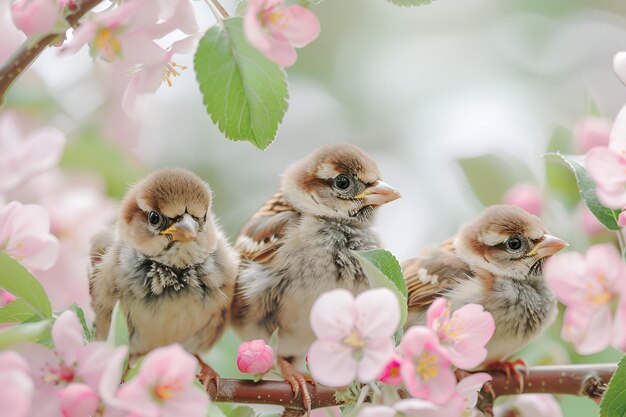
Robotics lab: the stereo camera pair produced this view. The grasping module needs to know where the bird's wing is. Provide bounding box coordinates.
[235,192,300,264]
[403,238,473,313]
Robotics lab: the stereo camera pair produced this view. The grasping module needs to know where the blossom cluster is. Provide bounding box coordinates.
[305,288,498,417]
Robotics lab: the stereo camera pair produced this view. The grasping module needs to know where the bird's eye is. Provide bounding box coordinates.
[506,237,523,251]
[148,211,161,225]
[333,174,351,190]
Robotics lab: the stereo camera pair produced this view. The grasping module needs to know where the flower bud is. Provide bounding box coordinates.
[236,340,274,375]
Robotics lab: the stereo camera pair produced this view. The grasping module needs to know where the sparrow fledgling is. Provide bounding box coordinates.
[402,205,567,375]
[89,167,238,386]
[231,143,401,409]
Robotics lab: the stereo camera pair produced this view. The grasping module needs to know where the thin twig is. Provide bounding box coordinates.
[0,0,103,105]
[206,364,617,412]
[204,0,230,20]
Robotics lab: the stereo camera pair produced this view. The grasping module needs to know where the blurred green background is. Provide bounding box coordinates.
[4,0,626,415]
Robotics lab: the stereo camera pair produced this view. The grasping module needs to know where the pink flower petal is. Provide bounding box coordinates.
[355,288,400,339]
[456,372,491,409]
[0,369,33,417]
[98,346,129,409]
[425,297,447,330]
[586,147,626,209]
[544,253,588,306]
[612,297,626,351]
[308,340,357,387]
[614,52,626,87]
[52,310,86,366]
[57,383,100,417]
[358,337,394,383]
[310,289,356,341]
[586,244,625,291]
[563,306,613,355]
[575,117,611,153]
[611,104,626,155]
[277,5,320,47]
[394,396,464,417]
[358,406,396,417]
[503,183,542,216]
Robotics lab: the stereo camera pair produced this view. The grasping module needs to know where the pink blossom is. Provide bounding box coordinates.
[10,0,66,37]
[18,309,117,415]
[455,372,491,412]
[311,407,341,417]
[575,117,611,153]
[17,172,116,316]
[399,326,456,404]
[503,183,542,217]
[0,201,59,271]
[0,289,17,306]
[57,383,100,417]
[619,210,626,228]
[0,2,25,62]
[0,111,66,194]
[426,298,495,370]
[102,344,209,417]
[494,394,562,417]
[308,288,399,387]
[358,396,464,417]
[0,351,34,417]
[379,354,403,385]
[545,244,626,354]
[580,203,607,236]
[244,0,320,67]
[237,339,274,375]
[587,105,626,209]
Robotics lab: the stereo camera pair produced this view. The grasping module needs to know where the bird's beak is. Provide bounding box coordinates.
[528,234,568,258]
[355,180,401,207]
[160,213,198,242]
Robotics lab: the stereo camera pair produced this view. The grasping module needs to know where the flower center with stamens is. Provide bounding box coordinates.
[162,62,187,87]
[414,351,438,381]
[43,362,75,385]
[585,273,613,306]
[94,28,122,62]
[152,379,182,403]
[342,330,366,349]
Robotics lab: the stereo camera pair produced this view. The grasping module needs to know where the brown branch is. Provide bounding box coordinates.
[0,0,103,105]
[205,364,617,413]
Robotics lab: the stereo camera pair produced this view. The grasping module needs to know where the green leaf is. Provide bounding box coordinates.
[107,301,129,347]
[207,404,229,417]
[228,406,256,417]
[0,253,52,320]
[70,304,92,341]
[354,249,408,325]
[234,0,248,15]
[457,154,535,206]
[194,17,288,149]
[0,320,50,349]
[545,153,621,230]
[545,127,580,207]
[600,354,626,417]
[0,299,35,323]
[385,0,434,6]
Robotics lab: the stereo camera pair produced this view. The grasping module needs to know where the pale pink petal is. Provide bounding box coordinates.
[154,0,198,35]
[98,346,129,409]
[506,394,563,417]
[0,370,34,417]
[425,297,447,330]
[400,360,430,399]
[311,407,342,417]
[357,337,394,382]
[137,344,197,387]
[585,244,625,290]
[61,22,97,55]
[308,340,357,387]
[158,387,209,417]
[425,362,457,404]
[503,183,542,216]
[563,306,612,355]
[52,310,86,366]
[355,288,400,339]
[310,289,356,341]
[0,351,30,373]
[277,5,320,47]
[358,406,396,417]
[244,0,273,52]
[575,117,611,153]
[610,104,626,154]
[612,297,626,351]
[76,342,117,389]
[544,253,588,306]
[394,396,464,417]
[586,147,626,209]
[115,378,159,417]
[14,342,61,389]
[260,38,297,67]
[379,354,403,385]
[456,372,492,410]
[447,304,495,369]
[11,0,62,37]
[57,383,100,417]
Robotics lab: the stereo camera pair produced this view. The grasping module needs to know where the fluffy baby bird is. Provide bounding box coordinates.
[402,205,567,380]
[89,167,238,387]
[232,143,401,410]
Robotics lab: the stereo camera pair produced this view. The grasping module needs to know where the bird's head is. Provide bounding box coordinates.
[119,167,217,267]
[454,205,568,280]
[281,143,401,223]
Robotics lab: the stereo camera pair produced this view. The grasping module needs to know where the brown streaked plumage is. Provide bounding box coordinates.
[403,205,568,370]
[231,143,401,413]
[89,167,238,387]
